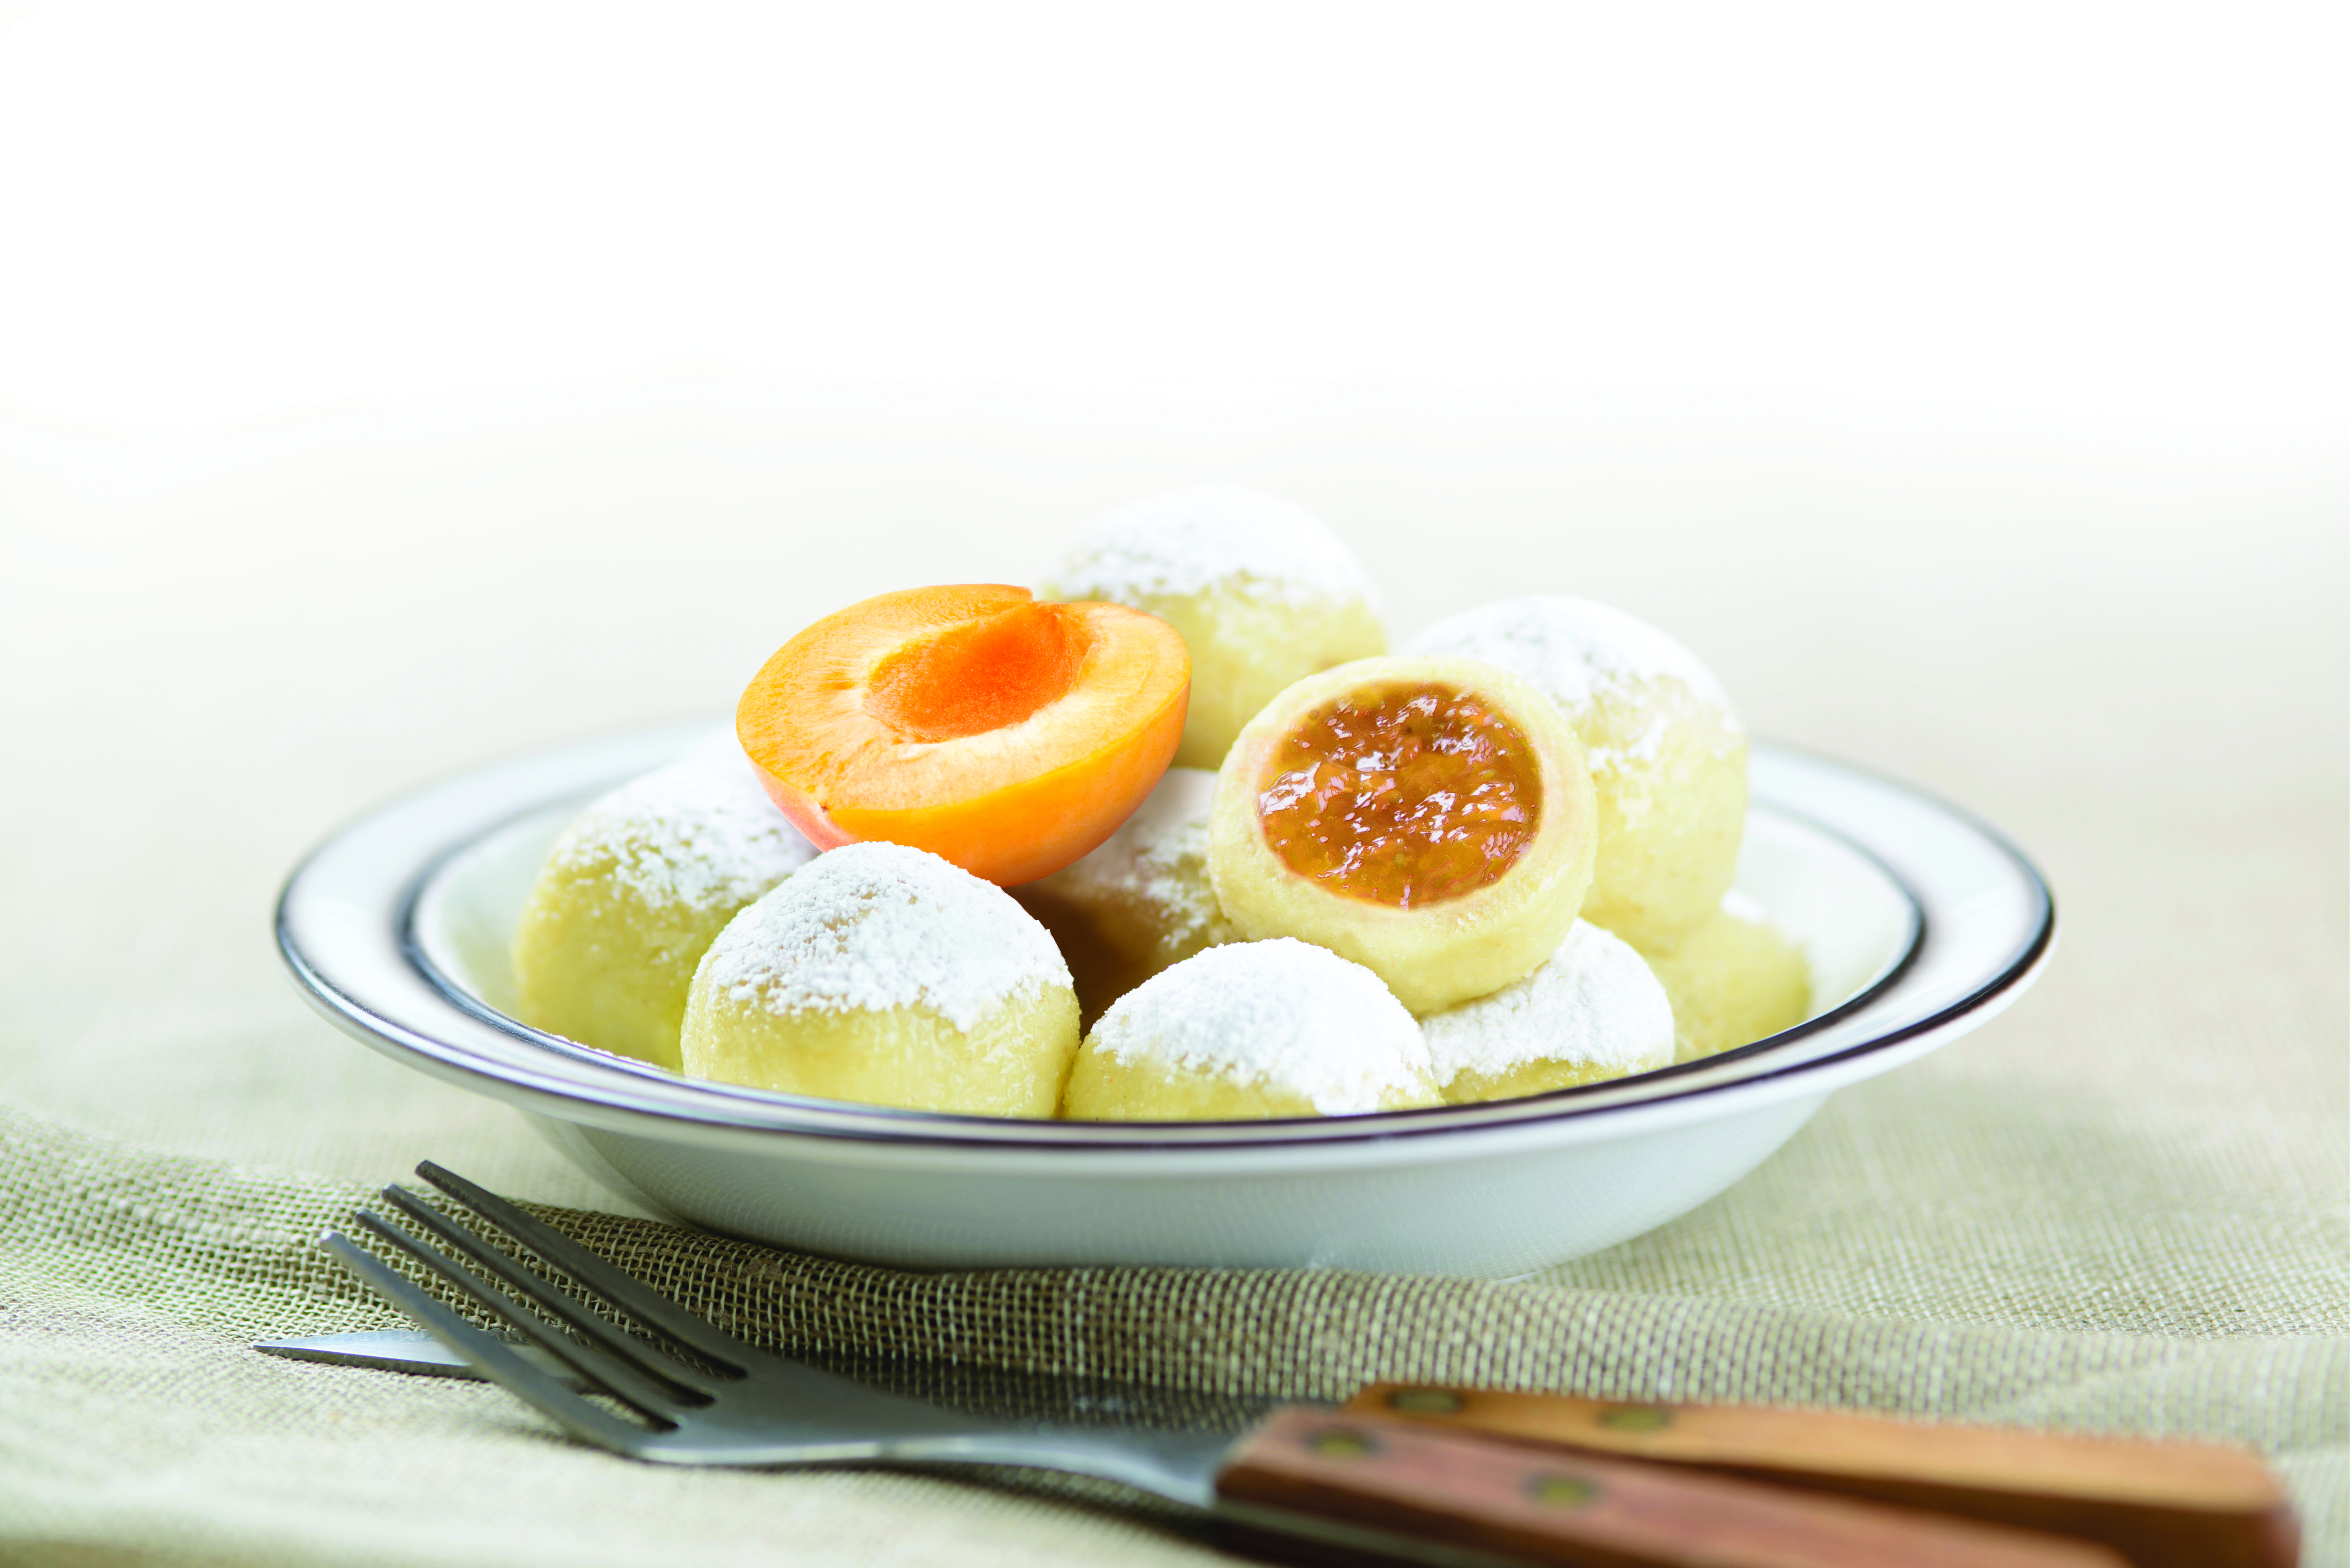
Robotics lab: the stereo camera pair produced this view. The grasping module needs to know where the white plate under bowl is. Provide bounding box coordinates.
[277,725,2051,1277]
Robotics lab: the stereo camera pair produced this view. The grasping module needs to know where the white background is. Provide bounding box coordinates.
[2,3,2345,480]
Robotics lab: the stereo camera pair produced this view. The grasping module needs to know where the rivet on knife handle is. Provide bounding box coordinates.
[1348,1385,2299,1568]
[1216,1407,2126,1568]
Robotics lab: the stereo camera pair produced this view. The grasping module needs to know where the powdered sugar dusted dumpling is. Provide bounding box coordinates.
[1404,597,1745,952]
[1638,895,1812,1062]
[1012,766,1240,1029]
[1059,939,1438,1120]
[1421,921,1674,1104]
[1045,484,1385,769]
[513,732,817,1070]
[679,842,1078,1115]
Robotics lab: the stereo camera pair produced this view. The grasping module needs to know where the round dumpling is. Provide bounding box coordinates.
[1060,939,1438,1121]
[1045,484,1386,769]
[1638,897,1812,1062]
[1208,655,1596,1015]
[513,733,816,1070]
[1420,921,1675,1103]
[680,842,1079,1116]
[1011,766,1240,1029]
[1404,596,1745,952]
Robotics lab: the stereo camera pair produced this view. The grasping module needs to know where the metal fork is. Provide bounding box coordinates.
[318,1165,2130,1568]
[320,1162,1232,1496]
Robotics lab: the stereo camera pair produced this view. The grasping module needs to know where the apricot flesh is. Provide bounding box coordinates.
[737,585,1189,886]
[863,599,1087,741]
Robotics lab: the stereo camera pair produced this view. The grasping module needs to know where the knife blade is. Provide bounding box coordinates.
[256,1329,586,1387]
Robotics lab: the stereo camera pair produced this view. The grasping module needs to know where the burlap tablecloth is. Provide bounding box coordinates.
[2,411,2343,1564]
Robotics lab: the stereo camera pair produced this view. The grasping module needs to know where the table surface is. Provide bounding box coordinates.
[2,410,2343,1565]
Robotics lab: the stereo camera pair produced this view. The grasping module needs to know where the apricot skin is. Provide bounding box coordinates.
[737,585,1190,887]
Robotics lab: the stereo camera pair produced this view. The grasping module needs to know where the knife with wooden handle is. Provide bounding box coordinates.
[239,1326,2256,1568]
[1346,1383,2298,1568]
[261,1333,2133,1565]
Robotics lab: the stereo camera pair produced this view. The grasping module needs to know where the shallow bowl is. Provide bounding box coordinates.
[277,724,2051,1277]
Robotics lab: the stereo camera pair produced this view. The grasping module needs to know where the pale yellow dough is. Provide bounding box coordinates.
[1063,1056,1339,1122]
[1637,905,1812,1062]
[1061,939,1438,1121]
[680,842,1079,1116]
[1012,766,1240,1029]
[1421,921,1676,1103]
[1045,484,1386,768]
[513,733,814,1070]
[1404,597,1746,953]
[1140,589,1387,770]
[683,984,1079,1116]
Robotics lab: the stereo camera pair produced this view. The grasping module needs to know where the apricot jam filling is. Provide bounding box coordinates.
[1256,681,1541,909]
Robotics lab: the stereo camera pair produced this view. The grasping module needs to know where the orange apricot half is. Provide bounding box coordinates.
[737,584,1190,886]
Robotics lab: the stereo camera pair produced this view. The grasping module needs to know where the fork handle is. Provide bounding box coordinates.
[1215,1407,2126,1567]
[1342,1384,2299,1568]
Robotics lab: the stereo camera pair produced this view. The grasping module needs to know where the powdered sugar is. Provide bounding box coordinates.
[1085,938,1430,1114]
[697,841,1070,1031]
[1421,921,1675,1085]
[1035,766,1232,948]
[1048,484,1383,613]
[546,730,815,914]
[1403,597,1736,722]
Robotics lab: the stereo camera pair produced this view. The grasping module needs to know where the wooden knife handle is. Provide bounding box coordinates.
[1345,1384,2299,1568]
[1215,1406,2127,1567]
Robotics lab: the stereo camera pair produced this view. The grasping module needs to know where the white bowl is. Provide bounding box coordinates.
[277,723,2051,1277]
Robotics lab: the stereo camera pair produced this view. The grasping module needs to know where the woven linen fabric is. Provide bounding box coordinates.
[2,417,2343,1564]
[8,1098,2350,1566]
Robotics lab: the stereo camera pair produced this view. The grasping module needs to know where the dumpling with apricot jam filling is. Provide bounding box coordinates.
[1208,655,1597,1014]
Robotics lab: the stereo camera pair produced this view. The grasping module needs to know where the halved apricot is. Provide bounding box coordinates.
[736,584,1190,886]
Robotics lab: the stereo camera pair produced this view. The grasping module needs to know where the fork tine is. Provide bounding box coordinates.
[352,1211,691,1423]
[377,1187,721,1403]
[413,1162,751,1371]
[319,1231,649,1456]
